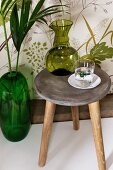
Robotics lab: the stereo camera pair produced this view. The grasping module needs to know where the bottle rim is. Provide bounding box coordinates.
[50,19,73,28]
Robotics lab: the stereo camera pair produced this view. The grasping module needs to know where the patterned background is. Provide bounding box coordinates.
[0,0,113,99]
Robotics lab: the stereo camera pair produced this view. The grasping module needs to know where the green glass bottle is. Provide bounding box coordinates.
[46,19,79,76]
[0,71,31,142]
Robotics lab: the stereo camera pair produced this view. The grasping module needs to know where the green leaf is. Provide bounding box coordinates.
[0,0,21,25]
[10,0,62,53]
[98,30,113,45]
[90,42,113,62]
[2,0,14,16]
[19,0,31,44]
[23,49,28,52]
[111,32,113,45]
[10,4,20,51]
[1,0,18,19]
[34,9,62,22]
[86,37,93,54]
[80,54,92,60]
[27,4,63,32]
[81,42,113,66]
[1,0,6,8]
[99,19,112,42]
[30,0,45,19]
[26,0,45,31]
[0,14,3,25]
[10,1,31,52]
[82,15,96,46]
[43,42,47,47]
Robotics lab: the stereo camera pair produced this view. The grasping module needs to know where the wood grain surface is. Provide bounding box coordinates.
[35,68,111,106]
[38,101,56,167]
[89,101,106,170]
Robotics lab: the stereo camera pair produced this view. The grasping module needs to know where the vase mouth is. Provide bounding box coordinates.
[6,71,17,77]
[2,71,21,78]
[50,19,73,28]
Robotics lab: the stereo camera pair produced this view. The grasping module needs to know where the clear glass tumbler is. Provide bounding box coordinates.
[75,59,95,88]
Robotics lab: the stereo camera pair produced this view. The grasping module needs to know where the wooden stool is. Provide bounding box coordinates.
[35,68,111,170]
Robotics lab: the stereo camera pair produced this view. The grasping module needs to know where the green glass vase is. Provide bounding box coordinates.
[0,71,31,142]
[46,19,79,76]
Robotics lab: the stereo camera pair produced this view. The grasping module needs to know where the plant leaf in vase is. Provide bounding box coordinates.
[0,0,19,73]
[0,0,63,142]
[10,0,63,72]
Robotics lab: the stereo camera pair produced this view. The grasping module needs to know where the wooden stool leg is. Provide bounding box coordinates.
[88,101,106,170]
[71,106,79,130]
[38,101,56,167]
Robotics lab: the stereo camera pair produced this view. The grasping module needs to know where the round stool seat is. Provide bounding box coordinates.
[35,68,111,106]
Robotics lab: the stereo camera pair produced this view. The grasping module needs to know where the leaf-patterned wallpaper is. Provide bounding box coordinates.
[0,0,113,99]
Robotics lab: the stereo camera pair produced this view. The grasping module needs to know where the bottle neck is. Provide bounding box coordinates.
[53,34,69,46]
[50,19,73,47]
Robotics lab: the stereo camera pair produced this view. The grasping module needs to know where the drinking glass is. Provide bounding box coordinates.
[75,59,95,88]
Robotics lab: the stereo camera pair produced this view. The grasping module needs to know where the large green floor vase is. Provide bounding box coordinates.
[0,71,31,142]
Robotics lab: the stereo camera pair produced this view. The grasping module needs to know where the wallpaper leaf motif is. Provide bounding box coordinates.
[23,41,48,74]
[59,0,113,24]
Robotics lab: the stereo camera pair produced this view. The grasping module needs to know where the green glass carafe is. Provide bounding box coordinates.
[46,19,79,76]
[0,71,31,142]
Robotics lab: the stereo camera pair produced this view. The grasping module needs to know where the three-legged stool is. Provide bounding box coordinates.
[35,68,111,170]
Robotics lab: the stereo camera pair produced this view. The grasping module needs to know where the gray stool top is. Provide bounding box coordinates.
[35,68,111,106]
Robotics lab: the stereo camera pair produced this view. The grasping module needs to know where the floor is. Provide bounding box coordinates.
[0,118,113,170]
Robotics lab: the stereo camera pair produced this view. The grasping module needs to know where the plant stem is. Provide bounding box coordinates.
[0,34,12,51]
[1,13,12,73]
[16,51,20,72]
